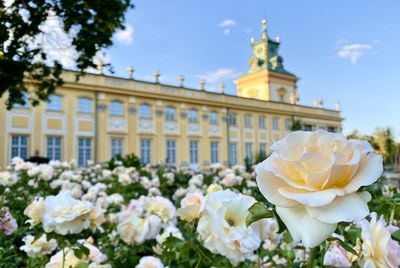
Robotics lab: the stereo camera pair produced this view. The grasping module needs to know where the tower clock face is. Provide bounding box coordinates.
[256,47,264,57]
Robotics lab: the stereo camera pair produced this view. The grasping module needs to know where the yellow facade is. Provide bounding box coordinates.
[0,20,342,168]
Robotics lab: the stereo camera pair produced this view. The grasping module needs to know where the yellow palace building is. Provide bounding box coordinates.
[0,20,342,168]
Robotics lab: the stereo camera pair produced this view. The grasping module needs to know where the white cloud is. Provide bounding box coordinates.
[115,24,134,45]
[337,43,372,64]
[224,29,230,35]
[31,14,78,67]
[196,68,242,90]
[219,19,236,27]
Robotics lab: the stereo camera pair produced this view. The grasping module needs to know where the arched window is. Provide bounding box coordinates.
[165,106,176,121]
[110,100,123,116]
[188,109,198,123]
[47,95,62,111]
[77,97,93,113]
[139,104,152,119]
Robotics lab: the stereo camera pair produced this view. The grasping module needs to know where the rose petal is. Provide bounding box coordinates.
[255,161,299,207]
[344,153,383,193]
[306,193,370,224]
[276,206,337,248]
[278,187,345,207]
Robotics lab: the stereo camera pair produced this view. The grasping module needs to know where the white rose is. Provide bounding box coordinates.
[197,189,264,265]
[135,256,165,268]
[176,192,204,221]
[118,173,131,185]
[37,191,103,235]
[145,196,176,223]
[117,211,162,245]
[45,248,82,268]
[0,171,17,186]
[24,197,45,227]
[256,130,383,248]
[358,212,400,267]
[20,234,57,257]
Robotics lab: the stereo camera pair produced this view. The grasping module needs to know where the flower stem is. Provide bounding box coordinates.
[307,247,317,268]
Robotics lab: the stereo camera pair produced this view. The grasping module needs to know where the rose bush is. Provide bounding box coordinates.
[0,130,398,267]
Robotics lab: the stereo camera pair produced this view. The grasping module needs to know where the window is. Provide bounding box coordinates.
[328,126,337,133]
[244,114,252,128]
[166,140,176,165]
[111,138,124,158]
[259,143,267,156]
[272,118,280,130]
[139,104,152,119]
[110,101,123,116]
[245,143,253,163]
[78,98,93,113]
[140,139,151,165]
[189,141,199,164]
[165,106,176,121]
[78,138,91,166]
[47,136,62,160]
[229,143,237,166]
[227,113,236,126]
[11,135,28,159]
[14,92,29,108]
[188,109,198,123]
[304,124,315,131]
[209,111,218,124]
[259,116,266,129]
[210,141,219,164]
[285,119,292,131]
[47,95,62,111]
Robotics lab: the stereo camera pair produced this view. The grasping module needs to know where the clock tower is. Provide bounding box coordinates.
[235,19,298,104]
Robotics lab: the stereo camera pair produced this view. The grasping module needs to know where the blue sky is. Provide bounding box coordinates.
[104,0,400,137]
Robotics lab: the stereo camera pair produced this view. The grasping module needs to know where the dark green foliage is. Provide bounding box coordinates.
[107,153,141,170]
[0,0,133,108]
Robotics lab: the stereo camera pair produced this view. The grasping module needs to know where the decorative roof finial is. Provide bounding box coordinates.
[97,62,104,74]
[127,66,134,79]
[250,37,255,45]
[178,75,185,87]
[219,82,225,94]
[153,70,161,83]
[336,101,341,111]
[261,18,268,40]
[199,79,206,90]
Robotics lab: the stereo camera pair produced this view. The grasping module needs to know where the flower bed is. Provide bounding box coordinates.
[0,130,399,267]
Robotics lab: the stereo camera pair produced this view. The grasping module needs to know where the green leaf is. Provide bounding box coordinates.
[246,201,273,227]
[392,229,400,242]
[75,263,89,268]
[327,237,359,256]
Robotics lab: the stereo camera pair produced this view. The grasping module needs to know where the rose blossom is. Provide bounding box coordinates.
[25,191,104,235]
[20,234,57,257]
[135,256,165,268]
[197,189,265,265]
[256,130,383,247]
[176,191,204,221]
[0,209,18,235]
[117,210,162,245]
[358,212,400,267]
